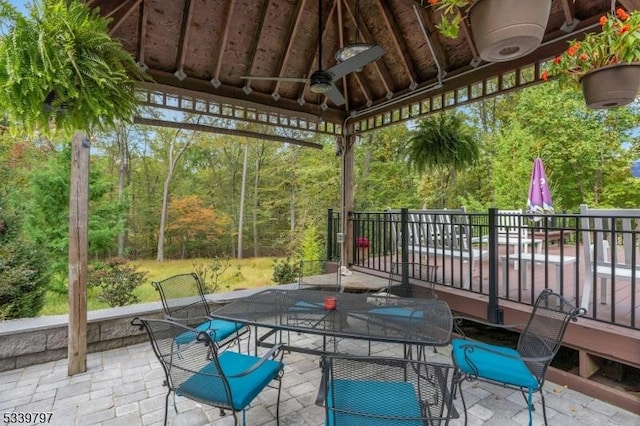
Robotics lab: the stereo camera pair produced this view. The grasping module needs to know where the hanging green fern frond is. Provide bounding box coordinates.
[407,113,480,173]
[0,0,150,137]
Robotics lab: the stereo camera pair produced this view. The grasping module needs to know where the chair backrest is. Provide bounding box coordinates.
[298,259,341,291]
[580,204,640,308]
[152,273,211,323]
[388,261,438,298]
[131,317,232,408]
[391,208,469,251]
[580,204,640,269]
[517,289,585,380]
[319,354,457,424]
[497,209,529,239]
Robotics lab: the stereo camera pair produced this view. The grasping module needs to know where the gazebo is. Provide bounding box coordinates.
[88,0,627,262]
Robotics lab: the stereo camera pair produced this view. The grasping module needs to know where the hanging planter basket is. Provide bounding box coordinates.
[579,63,640,109]
[469,0,552,63]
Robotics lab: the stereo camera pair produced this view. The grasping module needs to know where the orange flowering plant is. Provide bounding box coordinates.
[542,8,640,85]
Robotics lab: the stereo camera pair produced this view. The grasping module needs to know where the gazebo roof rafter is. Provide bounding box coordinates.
[89,0,629,135]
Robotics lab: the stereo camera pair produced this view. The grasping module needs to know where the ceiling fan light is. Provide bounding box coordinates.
[335,43,374,62]
[310,71,333,93]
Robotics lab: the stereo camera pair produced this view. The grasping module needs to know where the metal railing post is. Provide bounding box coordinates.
[326,209,334,260]
[488,208,503,323]
[401,208,409,288]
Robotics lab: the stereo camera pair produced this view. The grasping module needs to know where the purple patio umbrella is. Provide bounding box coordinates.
[527,157,554,215]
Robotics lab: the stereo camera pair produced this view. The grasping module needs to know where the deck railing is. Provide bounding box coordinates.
[327,208,638,330]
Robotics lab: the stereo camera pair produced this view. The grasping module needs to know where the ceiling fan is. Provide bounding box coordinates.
[241,0,385,106]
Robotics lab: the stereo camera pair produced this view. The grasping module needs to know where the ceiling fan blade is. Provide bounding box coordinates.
[240,76,309,83]
[327,45,385,81]
[325,84,346,106]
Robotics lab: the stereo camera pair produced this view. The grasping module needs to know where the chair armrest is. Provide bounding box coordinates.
[452,315,524,338]
[166,314,211,323]
[224,343,284,379]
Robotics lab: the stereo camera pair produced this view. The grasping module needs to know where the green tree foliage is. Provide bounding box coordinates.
[87,257,146,307]
[24,145,124,290]
[491,83,640,211]
[296,223,324,262]
[0,201,50,319]
[356,125,423,210]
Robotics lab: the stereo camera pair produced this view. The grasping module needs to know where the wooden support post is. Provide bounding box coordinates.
[68,132,90,376]
[579,350,601,379]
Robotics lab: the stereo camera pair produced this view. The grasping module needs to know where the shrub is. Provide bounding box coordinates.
[0,208,51,319]
[272,257,299,285]
[192,257,240,293]
[88,258,147,307]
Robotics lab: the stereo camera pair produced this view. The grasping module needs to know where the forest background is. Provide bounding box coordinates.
[1,82,640,318]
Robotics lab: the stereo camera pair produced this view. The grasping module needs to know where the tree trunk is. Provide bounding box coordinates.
[156,128,194,262]
[116,126,129,257]
[68,131,90,376]
[252,143,265,257]
[237,143,249,259]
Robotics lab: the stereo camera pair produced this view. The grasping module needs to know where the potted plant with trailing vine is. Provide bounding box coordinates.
[428,0,552,63]
[542,7,640,109]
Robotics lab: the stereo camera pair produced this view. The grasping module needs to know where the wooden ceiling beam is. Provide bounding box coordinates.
[243,0,274,87]
[106,0,141,36]
[134,117,324,149]
[210,0,237,86]
[173,0,195,79]
[145,69,347,123]
[376,0,418,89]
[341,0,394,98]
[619,0,640,12]
[273,0,309,98]
[412,4,452,71]
[560,0,576,25]
[135,0,148,66]
[352,72,372,107]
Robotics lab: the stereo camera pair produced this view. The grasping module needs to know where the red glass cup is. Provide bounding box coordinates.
[323,296,337,310]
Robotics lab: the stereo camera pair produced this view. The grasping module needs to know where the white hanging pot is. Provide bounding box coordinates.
[469,0,552,63]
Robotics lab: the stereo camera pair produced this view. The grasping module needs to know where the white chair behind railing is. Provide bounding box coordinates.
[496,209,542,254]
[580,204,640,310]
[390,209,486,288]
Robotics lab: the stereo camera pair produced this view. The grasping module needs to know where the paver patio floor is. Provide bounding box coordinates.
[1,331,638,426]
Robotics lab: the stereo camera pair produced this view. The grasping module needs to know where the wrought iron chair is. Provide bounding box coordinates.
[383,261,439,298]
[451,289,585,426]
[152,273,250,352]
[316,354,458,425]
[131,317,284,426]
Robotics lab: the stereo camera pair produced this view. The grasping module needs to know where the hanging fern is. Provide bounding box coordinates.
[407,113,480,172]
[0,0,148,136]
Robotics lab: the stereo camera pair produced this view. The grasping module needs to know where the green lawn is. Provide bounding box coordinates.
[39,257,281,316]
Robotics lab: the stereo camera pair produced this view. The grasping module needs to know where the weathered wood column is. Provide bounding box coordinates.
[68,132,90,375]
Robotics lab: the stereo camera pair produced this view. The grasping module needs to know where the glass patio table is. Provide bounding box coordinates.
[210,288,452,355]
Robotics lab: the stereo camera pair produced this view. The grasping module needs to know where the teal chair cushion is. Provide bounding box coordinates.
[175,319,244,345]
[451,338,539,390]
[290,300,323,311]
[178,350,283,411]
[368,307,424,324]
[326,379,423,426]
